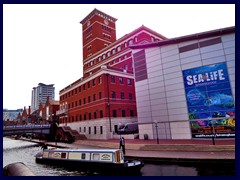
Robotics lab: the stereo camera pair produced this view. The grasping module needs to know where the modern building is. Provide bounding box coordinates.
[57,9,167,139]
[31,83,55,113]
[130,26,235,140]
[3,108,23,121]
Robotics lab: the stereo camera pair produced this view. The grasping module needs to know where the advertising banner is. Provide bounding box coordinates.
[182,62,235,138]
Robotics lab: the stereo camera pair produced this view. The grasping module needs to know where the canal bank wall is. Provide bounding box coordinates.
[19,137,235,163]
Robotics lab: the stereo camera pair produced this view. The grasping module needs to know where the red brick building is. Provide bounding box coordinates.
[57,9,167,139]
[38,97,59,124]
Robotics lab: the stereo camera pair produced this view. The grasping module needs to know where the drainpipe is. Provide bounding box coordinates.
[106,73,112,132]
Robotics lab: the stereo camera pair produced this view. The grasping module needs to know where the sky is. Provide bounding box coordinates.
[3,4,235,110]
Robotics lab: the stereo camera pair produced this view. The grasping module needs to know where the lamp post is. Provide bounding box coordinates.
[154,120,159,144]
[106,73,112,132]
[51,113,58,145]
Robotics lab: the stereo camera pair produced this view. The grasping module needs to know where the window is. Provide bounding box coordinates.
[130,110,134,117]
[89,127,91,134]
[93,94,96,101]
[100,110,103,118]
[84,114,86,120]
[82,153,86,160]
[100,126,103,134]
[102,54,106,59]
[76,115,78,121]
[75,101,78,106]
[129,93,133,100]
[111,76,115,83]
[93,79,96,86]
[122,110,126,117]
[80,114,82,121]
[94,112,97,119]
[89,113,91,120]
[127,79,132,85]
[99,92,102,99]
[79,86,81,92]
[83,84,86,90]
[112,49,115,54]
[129,39,133,45]
[84,127,86,132]
[79,99,82,105]
[112,91,116,99]
[98,76,102,84]
[121,92,124,99]
[88,96,91,103]
[151,36,155,42]
[79,127,81,132]
[134,36,138,42]
[84,98,86,104]
[124,42,127,48]
[119,77,124,84]
[94,126,97,134]
[107,51,110,57]
[117,46,121,52]
[88,82,90,88]
[124,64,128,70]
[113,110,117,117]
[98,56,101,62]
[61,153,67,159]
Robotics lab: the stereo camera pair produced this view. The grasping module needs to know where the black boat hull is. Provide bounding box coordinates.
[36,157,143,175]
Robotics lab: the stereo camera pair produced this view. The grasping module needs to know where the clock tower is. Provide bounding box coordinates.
[80,9,117,61]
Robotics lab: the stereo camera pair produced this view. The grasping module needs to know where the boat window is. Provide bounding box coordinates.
[61,153,67,159]
[92,153,100,160]
[81,153,86,160]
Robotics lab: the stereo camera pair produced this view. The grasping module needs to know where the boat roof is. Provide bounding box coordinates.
[44,148,120,153]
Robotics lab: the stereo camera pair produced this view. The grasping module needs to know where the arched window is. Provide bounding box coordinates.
[129,39,133,45]
[117,46,121,52]
[102,54,106,59]
[112,49,116,54]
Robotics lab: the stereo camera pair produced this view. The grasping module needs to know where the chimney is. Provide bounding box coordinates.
[28,106,31,116]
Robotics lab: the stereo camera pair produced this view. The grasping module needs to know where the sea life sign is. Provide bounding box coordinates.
[182,62,235,138]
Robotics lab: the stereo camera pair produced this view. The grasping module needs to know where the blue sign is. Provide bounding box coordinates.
[182,62,235,138]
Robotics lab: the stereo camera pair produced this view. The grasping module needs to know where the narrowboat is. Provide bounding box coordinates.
[35,148,144,175]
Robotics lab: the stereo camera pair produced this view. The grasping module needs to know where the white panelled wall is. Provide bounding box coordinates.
[132,31,235,140]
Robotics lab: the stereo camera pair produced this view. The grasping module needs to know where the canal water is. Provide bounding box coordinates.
[3,137,235,176]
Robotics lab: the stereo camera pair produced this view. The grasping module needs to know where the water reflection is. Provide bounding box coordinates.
[3,137,235,176]
[141,164,197,176]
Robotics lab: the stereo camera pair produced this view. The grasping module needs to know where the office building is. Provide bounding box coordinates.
[31,83,55,113]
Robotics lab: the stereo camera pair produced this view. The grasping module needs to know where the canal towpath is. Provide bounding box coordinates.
[20,138,235,162]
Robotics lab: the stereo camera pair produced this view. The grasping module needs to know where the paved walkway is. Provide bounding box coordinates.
[28,138,235,161]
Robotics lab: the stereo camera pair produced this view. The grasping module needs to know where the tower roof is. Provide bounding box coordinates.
[80,8,117,25]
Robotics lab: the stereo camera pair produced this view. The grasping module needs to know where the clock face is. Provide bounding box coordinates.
[104,19,109,25]
[87,20,91,26]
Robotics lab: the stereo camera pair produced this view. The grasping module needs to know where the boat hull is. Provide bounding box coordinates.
[36,156,143,175]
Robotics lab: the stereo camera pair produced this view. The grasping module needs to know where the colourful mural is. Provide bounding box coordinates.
[182,62,235,138]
